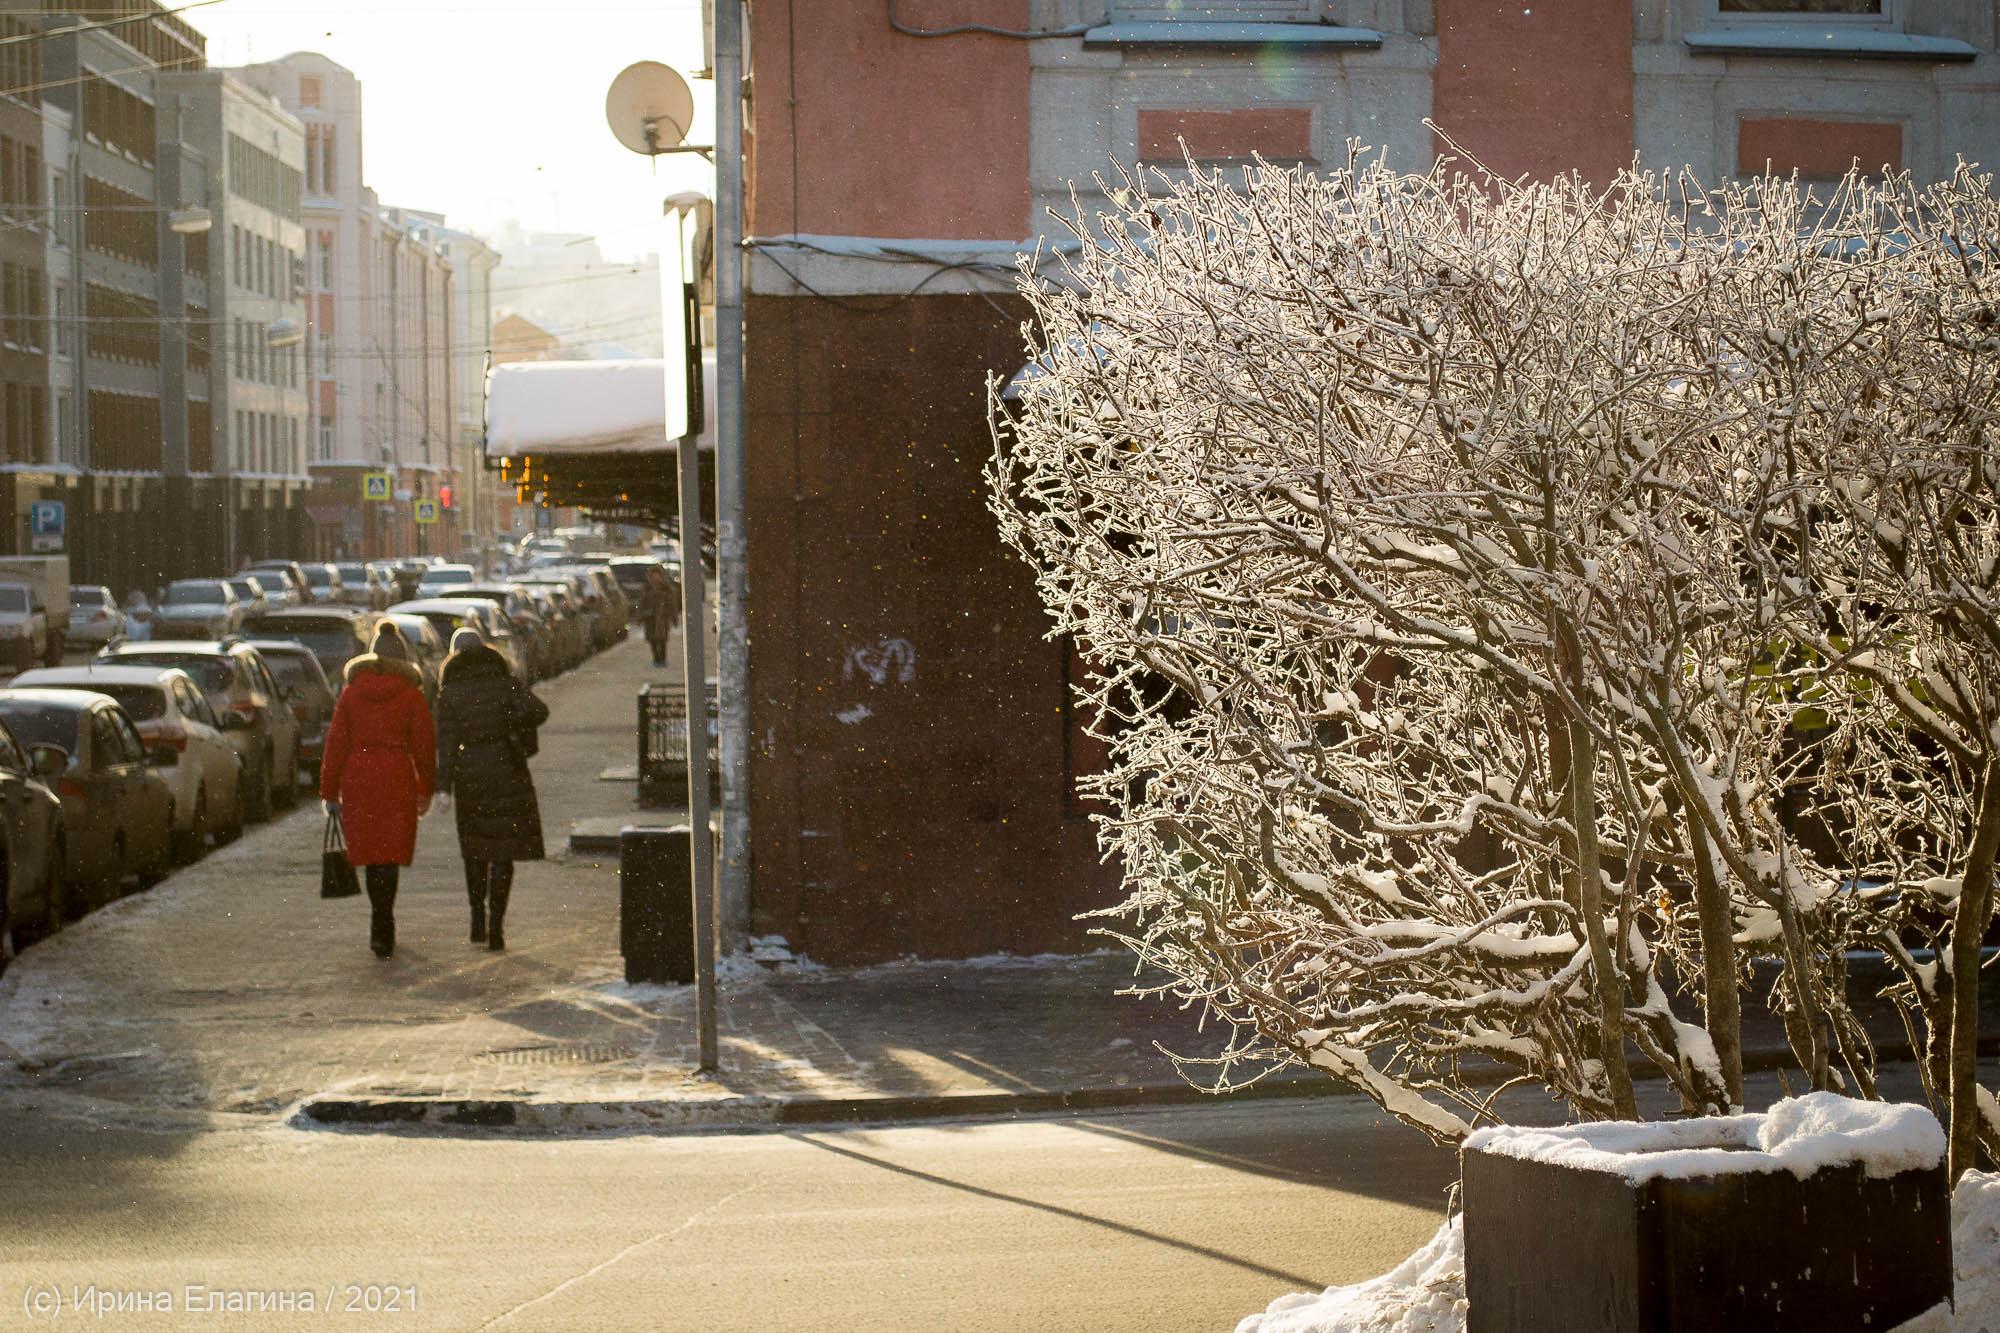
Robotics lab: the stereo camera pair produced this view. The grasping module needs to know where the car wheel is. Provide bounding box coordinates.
[139,807,172,888]
[46,835,70,927]
[244,749,272,822]
[216,777,245,844]
[95,834,126,907]
[275,749,300,809]
[173,787,207,865]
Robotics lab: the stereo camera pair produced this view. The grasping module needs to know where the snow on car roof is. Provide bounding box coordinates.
[12,665,189,689]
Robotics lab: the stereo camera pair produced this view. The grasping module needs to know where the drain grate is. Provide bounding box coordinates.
[474,1044,637,1066]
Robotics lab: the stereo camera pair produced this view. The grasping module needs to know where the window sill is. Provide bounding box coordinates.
[1685,26,1978,61]
[1082,21,1384,50]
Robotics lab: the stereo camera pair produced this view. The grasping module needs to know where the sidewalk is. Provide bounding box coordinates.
[0,634,1275,1132]
[0,633,1990,1135]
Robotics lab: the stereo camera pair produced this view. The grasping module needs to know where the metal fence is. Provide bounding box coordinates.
[637,681,719,806]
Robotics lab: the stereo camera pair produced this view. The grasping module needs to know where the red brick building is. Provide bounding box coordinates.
[742,0,2000,962]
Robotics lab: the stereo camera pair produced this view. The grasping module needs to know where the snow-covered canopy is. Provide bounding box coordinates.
[483,354,715,459]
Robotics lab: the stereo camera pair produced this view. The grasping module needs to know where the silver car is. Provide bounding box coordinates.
[154,580,243,640]
[66,586,126,650]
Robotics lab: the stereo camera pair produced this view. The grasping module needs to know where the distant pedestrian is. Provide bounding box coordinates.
[640,564,677,667]
[434,626,548,951]
[320,622,436,959]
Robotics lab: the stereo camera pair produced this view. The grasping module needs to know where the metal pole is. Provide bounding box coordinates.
[714,0,750,950]
[676,277,719,1074]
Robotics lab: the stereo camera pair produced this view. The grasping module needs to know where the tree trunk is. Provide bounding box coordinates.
[1949,755,2000,1178]
[1687,817,1746,1108]
[1567,705,1638,1120]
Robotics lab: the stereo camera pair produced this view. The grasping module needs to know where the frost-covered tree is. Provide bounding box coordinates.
[989,146,1997,1155]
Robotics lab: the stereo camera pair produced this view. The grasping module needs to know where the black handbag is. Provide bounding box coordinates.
[321,812,360,899]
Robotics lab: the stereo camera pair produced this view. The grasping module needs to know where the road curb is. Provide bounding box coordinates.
[290,1074,1346,1137]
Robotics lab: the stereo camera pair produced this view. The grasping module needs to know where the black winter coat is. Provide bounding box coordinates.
[434,644,550,862]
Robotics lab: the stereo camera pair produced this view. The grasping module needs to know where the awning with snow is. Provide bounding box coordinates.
[484,354,714,528]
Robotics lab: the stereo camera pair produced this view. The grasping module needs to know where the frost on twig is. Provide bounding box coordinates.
[990,145,2000,1150]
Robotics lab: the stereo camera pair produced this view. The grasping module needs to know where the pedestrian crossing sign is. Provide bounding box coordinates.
[362,472,393,502]
[414,499,440,525]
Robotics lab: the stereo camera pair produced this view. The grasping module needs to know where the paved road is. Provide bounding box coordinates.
[0,1096,1457,1332]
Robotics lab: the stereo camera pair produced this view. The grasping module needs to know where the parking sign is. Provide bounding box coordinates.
[362,472,393,502]
[28,500,63,552]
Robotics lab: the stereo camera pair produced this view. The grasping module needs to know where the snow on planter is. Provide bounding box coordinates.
[1460,1093,1950,1333]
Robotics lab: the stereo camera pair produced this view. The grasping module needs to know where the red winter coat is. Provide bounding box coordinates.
[319,655,436,867]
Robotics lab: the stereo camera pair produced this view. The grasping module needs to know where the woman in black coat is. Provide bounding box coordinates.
[434,627,549,950]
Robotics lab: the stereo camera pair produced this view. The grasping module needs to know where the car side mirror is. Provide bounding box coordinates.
[148,744,179,768]
[218,712,251,732]
[28,744,67,781]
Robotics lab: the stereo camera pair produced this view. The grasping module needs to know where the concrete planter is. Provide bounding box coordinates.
[1461,1094,1951,1332]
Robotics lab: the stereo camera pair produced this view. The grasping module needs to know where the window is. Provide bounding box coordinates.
[317,417,333,459]
[1111,0,1330,17]
[317,230,332,289]
[232,225,242,284]
[1718,0,1881,10]
[299,76,322,108]
[52,283,69,357]
[323,130,336,193]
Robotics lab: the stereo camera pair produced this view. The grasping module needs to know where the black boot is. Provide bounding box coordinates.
[486,863,512,952]
[465,859,487,944]
[365,866,398,958]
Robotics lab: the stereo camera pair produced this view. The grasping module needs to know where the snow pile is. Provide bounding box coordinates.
[1957,1171,2000,1332]
[1235,1217,1465,1333]
[1463,1093,1944,1183]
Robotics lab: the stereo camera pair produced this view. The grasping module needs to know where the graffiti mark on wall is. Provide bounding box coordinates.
[844,638,916,687]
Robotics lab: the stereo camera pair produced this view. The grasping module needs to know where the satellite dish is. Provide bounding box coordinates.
[606,61,695,157]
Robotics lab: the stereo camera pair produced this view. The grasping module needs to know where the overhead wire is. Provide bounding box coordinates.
[0,0,225,49]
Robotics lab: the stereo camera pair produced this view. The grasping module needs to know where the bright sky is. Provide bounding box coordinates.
[191,0,714,261]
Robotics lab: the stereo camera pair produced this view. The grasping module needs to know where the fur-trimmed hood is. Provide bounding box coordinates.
[344,653,424,691]
[440,641,509,685]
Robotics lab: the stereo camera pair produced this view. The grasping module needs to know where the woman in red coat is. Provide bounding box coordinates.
[319,623,436,958]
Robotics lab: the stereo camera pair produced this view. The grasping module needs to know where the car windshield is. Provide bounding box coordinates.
[166,581,223,605]
[228,580,261,599]
[244,619,358,661]
[0,705,80,755]
[335,565,366,582]
[305,568,331,586]
[262,654,325,696]
[31,682,165,721]
[0,588,28,613]
[119,654,235,692]
[68,588,106,607]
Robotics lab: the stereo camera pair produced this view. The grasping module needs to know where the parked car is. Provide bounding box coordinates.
[66,585,125,651]
[0,714,67,956]
[242,640,336,782]
[333,563,384,610]
[154,579,243,640]
[0,582,52,672]
[428,584,555,678]
[93,640,300,821]
[414,563,477,597]
[576,567,630,648]
[239,560,311,609]
[516,583,589,672]
[240,606,379,686]
[13,664,247,861]
[608,557,664,618]
[223,575,273,620]
[299,562,343,605]
[0,689,175,902]
[386,599,529,683]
